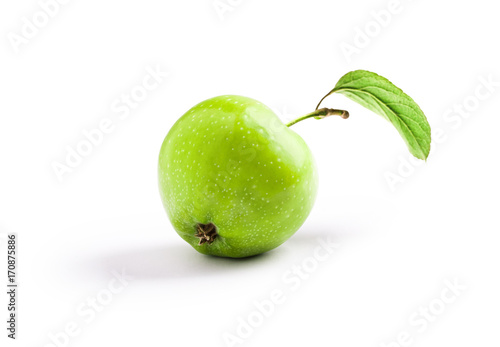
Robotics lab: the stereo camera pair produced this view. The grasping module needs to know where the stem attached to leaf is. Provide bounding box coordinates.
[285,108,349,127]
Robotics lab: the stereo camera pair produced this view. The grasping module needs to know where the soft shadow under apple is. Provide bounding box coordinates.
[75,226,343,281]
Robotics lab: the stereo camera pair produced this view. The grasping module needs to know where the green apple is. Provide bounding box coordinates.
[158,70,431,258]
[158,95,318,258]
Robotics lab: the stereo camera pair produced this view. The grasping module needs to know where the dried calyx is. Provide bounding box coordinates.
[195,223,218,245]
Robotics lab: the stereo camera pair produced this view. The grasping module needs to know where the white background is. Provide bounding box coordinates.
[1,0,499,346]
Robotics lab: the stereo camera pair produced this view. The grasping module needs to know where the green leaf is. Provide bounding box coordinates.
[318,70,431,160]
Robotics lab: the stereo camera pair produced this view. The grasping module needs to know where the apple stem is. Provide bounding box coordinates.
[285,108,349,127]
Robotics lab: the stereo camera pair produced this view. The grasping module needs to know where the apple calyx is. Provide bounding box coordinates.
[195,223,218,245]
[285,108,349,127]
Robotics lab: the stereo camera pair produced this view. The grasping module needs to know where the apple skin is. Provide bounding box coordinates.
[158,95,318,258]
